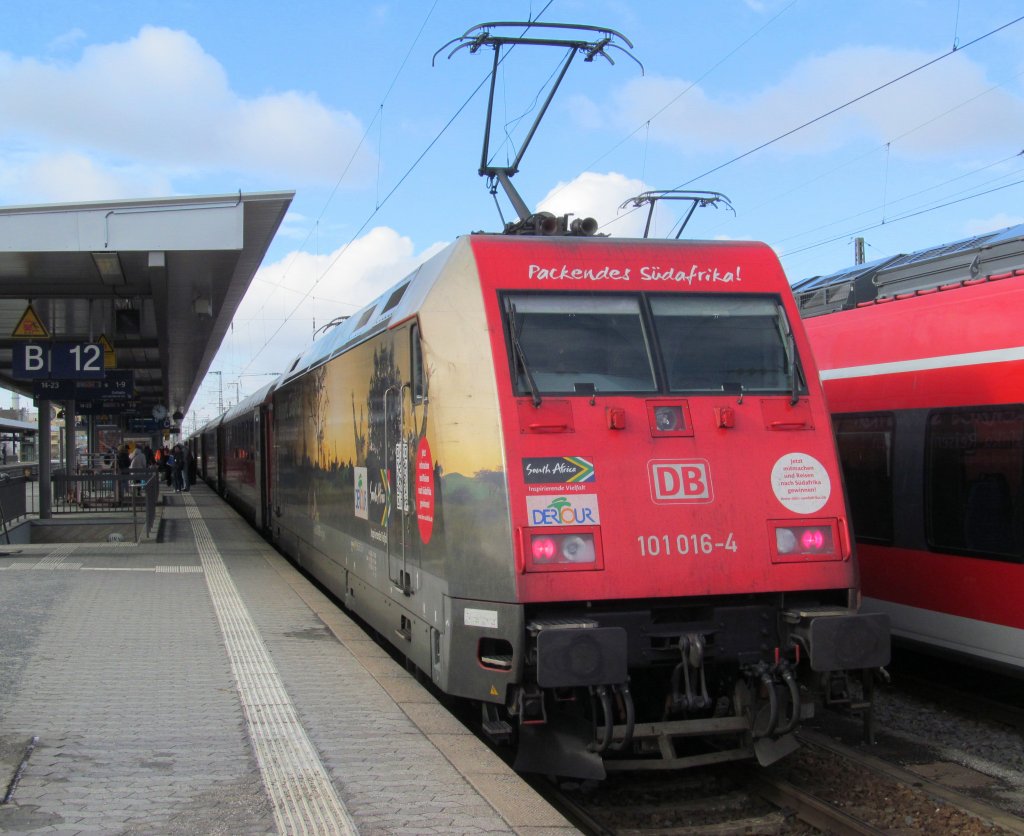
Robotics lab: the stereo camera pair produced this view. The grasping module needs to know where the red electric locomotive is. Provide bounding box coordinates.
[199,232,888,778]
[193,19,888,779]
[795,224,1024,676]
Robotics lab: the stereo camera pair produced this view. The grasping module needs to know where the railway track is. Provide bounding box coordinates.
[887,650,1024,735]
[532,728,1024,835]
[536,769,791,836]
[780,730,1024,834]
[532,763,885,835]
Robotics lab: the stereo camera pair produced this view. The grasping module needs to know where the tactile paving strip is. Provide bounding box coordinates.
[183,493,358,835]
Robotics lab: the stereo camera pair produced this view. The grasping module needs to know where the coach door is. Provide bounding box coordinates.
[259,402,273,533]
[386,325,426,597]
[385,381,412,595]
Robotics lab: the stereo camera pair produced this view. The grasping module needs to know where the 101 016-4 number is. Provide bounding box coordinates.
[637,532,737,557]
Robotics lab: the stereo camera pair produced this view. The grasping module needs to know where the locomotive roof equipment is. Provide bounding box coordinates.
[620,189,736,239]
[435,21,641,236]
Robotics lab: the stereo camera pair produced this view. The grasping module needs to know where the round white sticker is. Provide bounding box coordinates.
[771,453,831,514]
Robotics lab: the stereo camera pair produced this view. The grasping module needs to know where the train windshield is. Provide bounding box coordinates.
[650,295,802,394]
[504,292,803,397]
[506,295,657,394]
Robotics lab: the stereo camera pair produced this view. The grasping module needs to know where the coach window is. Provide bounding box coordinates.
[504,294,656,395]
[833,413,894,544]
[650,295,804,395]
[926,407,1024,561]
[411,323,425,403]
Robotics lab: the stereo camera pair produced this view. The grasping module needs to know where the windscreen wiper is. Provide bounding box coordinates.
[508,303,542,407]
[776,304,799,405]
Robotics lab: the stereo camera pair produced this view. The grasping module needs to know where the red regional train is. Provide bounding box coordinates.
[795,224,1024,676]
[193,232,888,778]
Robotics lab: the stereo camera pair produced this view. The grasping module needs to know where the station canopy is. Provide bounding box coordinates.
[0,191,293,427]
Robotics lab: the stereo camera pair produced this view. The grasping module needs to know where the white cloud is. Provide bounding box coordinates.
[48,28,87,53]
[564,94,607,131]
[538,170,715,238]
[0,26,373,188]
[216,226,447,383]
[0,151,171,203]
[598,47,1024,159]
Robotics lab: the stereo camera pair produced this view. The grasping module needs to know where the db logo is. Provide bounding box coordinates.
[648,460,713,503]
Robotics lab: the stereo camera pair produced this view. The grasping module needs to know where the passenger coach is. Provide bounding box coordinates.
[796,224,1024,676]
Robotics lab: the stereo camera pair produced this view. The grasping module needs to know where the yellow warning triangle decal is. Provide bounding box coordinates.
[12,304,49,338]
[98,334,116,369]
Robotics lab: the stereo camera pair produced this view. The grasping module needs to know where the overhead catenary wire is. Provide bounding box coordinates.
[664,14,1024,194]
[209,0,455,404]
[710,65,1024,243]
[770,149,1024,250]
[603,12,1024,233]
[781,169,1024,259]
[236,4,556,377]
[238,1,442,334]
[213,15,437,387]
[547,0,800,206]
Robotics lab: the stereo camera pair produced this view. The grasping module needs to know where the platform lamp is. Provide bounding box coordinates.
[192,296,212,317]
[172,409,184,422]
[91,252,125,284]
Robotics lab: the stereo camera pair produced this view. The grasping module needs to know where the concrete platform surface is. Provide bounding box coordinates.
[0,485,578,835]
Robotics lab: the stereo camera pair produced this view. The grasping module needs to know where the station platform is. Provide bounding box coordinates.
[0,483,577,835]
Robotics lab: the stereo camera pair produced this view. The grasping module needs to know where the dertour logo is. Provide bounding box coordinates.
[526,494,601,526]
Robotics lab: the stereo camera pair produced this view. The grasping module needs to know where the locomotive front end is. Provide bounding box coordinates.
[472,235,889,777]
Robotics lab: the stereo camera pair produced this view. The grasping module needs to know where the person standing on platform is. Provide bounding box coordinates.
[171,444,184,492]
[129,445,146,471]
[129,444,147,499]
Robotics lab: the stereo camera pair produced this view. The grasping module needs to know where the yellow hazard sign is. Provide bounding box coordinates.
[12,304,49,338]
[98,334,116,369]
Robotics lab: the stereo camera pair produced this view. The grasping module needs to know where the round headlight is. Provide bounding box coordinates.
[776,528,798,554]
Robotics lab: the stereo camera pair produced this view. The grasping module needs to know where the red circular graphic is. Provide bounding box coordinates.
[415,437,435,544]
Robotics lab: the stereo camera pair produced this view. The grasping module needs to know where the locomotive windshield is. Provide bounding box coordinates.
[507,295,657,394]
[505,292,803,397]
[651,296,802,395]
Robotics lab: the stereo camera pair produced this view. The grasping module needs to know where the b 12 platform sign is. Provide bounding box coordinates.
[12,342,106,380]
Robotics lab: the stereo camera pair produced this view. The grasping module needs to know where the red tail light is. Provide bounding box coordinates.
[800,528,827,551]
[531,536,557,562]
[770,520,839,562]
[520,528,603,572]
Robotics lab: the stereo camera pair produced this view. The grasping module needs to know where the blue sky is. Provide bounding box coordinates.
[3,1,1023,423]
